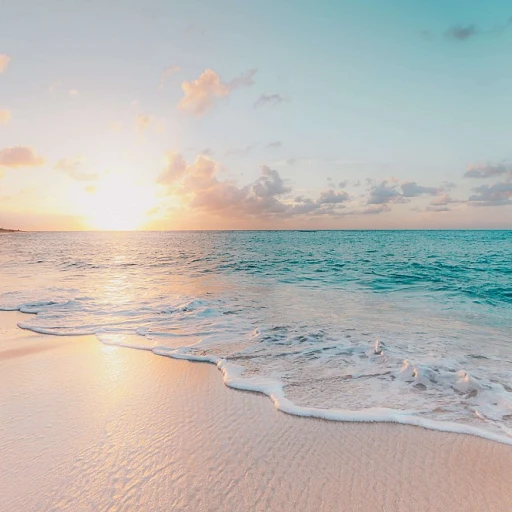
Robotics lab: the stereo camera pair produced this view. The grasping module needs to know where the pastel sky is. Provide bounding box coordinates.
[1,0,511,230]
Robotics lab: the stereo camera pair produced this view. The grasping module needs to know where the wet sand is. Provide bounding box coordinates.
[1,311,511,511]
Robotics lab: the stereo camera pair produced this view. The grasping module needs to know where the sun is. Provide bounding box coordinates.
[82,173,156,231]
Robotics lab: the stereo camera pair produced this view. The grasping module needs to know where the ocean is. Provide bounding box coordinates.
[1,230,511,444]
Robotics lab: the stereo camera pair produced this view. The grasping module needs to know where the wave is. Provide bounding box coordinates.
[7,291,512,447]
[13,315,511,446]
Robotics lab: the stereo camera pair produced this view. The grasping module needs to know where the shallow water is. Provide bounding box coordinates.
[1,231,511,443]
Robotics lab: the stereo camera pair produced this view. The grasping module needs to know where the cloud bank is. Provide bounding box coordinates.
[157,152,352,220]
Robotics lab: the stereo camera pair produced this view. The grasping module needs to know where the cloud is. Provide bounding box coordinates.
[469,182,512,206]
[135,114,152,133]
[464,161,512,179]
[359,205,391,215]
[267,141,282,149]
[367,181,403,204]
[0,108,11,124]
[443,17,512,42]
[156,155,461,221]
[367,180,443,206]
[252,165,291,198]
[0,146,45,168]
[54,156,98,181]
[48,81,79,96]
[317,189,350,204]
[254,93,284,108]
[401,181,439,197]
[225,144,254,157]
[445,25,479,41]
[159,65,180,90]
[442,181,457,190]
[228,68,258,89]
[178,68,257,115]
[0,54,10,73]
[425,205,450,213]
[156,152,188,186]
[109,121,124,132]
[156,152,352,219]
[425,194,462,212]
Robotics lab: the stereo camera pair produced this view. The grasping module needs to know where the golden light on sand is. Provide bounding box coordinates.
[83,174,157,231]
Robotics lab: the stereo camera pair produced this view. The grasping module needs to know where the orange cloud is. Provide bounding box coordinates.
[0,54,10,73]
[135,114,152,133]
[157,152,187,185]
[0,108,11,124]
[178,68,257,115]
[0,146,45,168]
[178,69,229,115]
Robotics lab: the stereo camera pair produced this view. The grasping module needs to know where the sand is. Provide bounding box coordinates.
[1,311,511,512]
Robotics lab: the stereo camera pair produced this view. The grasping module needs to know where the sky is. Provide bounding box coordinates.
[0,0,511,230]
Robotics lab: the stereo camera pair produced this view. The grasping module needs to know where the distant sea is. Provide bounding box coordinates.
[1,231,511,443]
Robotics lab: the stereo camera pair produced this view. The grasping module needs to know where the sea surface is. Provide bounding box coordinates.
[1,231,511,443]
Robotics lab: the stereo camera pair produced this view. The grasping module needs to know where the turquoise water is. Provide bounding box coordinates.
[1,231,511,442]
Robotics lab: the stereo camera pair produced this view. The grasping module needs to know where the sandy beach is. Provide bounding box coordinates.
[0,311,510,511]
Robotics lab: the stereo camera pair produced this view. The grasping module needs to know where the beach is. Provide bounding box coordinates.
[1,311,511,512]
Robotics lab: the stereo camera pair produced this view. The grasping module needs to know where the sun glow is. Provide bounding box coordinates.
[82,174,157,230]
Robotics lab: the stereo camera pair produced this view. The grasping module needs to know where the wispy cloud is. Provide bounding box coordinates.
[0,146,45,168]
[254,93,284,108]
[442,17,512,42]
[267,141,282,150]
[228,68,258,89]
[135,114,152,133]
[54,156,98,182]
[48,81,79,96]
[178,68,257,116]
[425,194,462,213]
[159,65,180,90]
[401,181,440,197]
[0,108,11,124]
[225,145,254,157]
[464,161,512,179]
[0,54,10,73]
[445,25,479,41]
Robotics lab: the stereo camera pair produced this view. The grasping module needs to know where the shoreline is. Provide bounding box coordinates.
[1,311,512,511]
[12,312,512,447]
